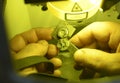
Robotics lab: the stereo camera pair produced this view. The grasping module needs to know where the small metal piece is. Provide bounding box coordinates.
[52,21,76,39]
[52,21,78,55]
[57,38,70,51]
[57,28,68,38]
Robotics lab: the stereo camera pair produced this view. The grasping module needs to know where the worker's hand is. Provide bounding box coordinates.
[10,28,61,76]
[70,22,120,78]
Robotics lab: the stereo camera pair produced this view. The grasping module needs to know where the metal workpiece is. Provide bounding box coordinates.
[57,38,70,51]
[52,21,76,39]
[57,28,69,38]
[52,21,78,54]
[57,38,79,54]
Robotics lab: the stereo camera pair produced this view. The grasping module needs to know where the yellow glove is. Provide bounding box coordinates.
[10,28,62,77]
[70,22,120,78]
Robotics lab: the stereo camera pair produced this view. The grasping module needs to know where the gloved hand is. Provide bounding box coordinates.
[70,22,120,78]
[10,28,62,76]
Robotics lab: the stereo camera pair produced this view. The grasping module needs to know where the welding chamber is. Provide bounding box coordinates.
[1,0,120,83]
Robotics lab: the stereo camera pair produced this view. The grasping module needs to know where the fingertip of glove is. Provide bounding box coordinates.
[38,40,48,46]
[74,50,84,62]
